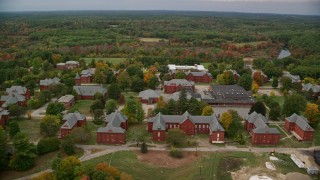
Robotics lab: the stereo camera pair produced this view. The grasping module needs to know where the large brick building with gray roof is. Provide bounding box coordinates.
[164,79,195,93]
[97,111,128,144]
[0,86,30,108]
[73,85,107,100]
[147,111,224,143]
[244,111,280,145]
[60,112,86,138]
[285,113,314,141]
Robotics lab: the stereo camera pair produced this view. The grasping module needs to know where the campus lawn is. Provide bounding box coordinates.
[139,38,168,42]
[80,57,127,65]
[74,100,94,116]
[313,125,320,146]
[14,118,42,142]
[126,122,152,143]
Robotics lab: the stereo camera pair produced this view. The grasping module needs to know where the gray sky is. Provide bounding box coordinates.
[1,0,320,15]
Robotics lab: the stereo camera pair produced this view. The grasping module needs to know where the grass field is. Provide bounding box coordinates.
[74,100,94,116]
[15,118,42,142]
[80,57,127,65]
[139,38,168,43]
[233,41,267,47]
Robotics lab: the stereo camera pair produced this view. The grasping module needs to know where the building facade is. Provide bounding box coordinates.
[138,89,160,104]
[0,108,9,128]
[0,86,30,108]
[73,85,107,100]
[39,77,60,91]
[164,79,195,94]
[186,71,212,83]
[285,113,314,141]
[57,95,75,109]
[60,112,86,138]
[147,111,225,143]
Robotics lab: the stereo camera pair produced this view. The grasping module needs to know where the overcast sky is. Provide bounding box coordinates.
[1,0,319,15]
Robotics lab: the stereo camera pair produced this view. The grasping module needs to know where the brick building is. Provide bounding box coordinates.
[0,86,30,108]
[57,95,75,109]
[97,111,128,144]
[185,71,212,83]
[138,89,160,104]
[60,112,86,138]
[0,108,9,128]
[56,61,79,70]
[147,111,225,143]
[164,79,195,93]
[39,77,60,91]
[244,112,280,145]
[285,113,314,141]
[73,85,107,100]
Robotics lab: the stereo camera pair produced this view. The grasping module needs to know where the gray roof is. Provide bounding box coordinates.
[73,85,107,96]
[6,86,28,95]
[286,113,314,131]
[0,108,9,119]
[246,112,279,134]
[81,68,95,77]
[75,73,80,79]
[246,111,268,125]
[164,79,195,86]
[40,77,60,86]
[252,127,280,134]
[138,89,160,100]
[283,72,301,83]
[98,111,127,133]
[61,112,86,129]
[1,93,26,108]
[58,95,74,103]
[66,61,79,65]
[186,71,212,77]
[148,111,224,132]
[302,83,320,93]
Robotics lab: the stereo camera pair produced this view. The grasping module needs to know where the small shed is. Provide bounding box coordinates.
[307,166,319,175]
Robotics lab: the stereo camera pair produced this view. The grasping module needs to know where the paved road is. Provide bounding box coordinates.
[30,98,57,119]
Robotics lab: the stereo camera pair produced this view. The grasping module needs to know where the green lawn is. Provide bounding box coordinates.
[270,96,285,107]
[15,118,42,142]
[74,100,94,116]
[232,41,267,47]
[82,150,261,180]
[80,57,127,65]
[313,125,320,146]
[139,38,168,42]
[122,92,139,102]
[126,123,152,143]
[200,62,210,69]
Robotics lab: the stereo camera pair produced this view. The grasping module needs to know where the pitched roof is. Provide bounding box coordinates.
[61,112,86,129]
[283,71,301,83]
[39,77,61,86]
[98,111,127,133]
[286,113,314,131]
[246,112,279,134]
[6,86,28,95]
[0,93,26,108]
[75,73,80,79]
[148,111,224,132]
[138,89,160,100]
[0,108,9,119]
[168,64,205,71]
[81,68,95,77]
[164,79,195,86]
[186,71,212,77]
[73,85,107,96]
[252,127,280,134]
[58,95,74,103]
[303,83,320,93]
[65,61,79,65]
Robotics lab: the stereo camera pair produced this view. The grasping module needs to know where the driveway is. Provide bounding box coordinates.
[30,98,57,119]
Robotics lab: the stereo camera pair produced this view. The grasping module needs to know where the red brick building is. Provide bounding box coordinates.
[39,77,60,91]
[164,79,195,94]
[186,71,212,83]
[73,85,107,100]
[57,95,75,109]
[138,89,160,104]
[0,108,9,128]
[244,112,280,145]
[80,68,96,84]
[60,112,86,138]
[285,113,314,141]
[147,111,225,143]
[97,111,128,144]
[0,86,30,108]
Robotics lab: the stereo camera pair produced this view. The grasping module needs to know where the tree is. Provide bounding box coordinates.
[175,71,186,79]
[166,129,187,147]
[90,100,104,112]
[93,109,104,125]
[253,71,264,85]
[238,74,252,91]
[61,136,76,155]
[148,76,160,89]
[46,102,65,115]
[0,127,8,170]
[269,102,281,120]
[227,110,242,138]
[131,76,144,92]
[282,94,307,116]
[251,81,259,94]
[305,103,320,124]
[105,99,118,114]
[37,137,60,154]
[187,97,201,115]
[156,96,167,109]
[117,71,131,90]
[249,101,266,116]
[272,77,279,88]
[9,104,26,119]
[202,105,213,116]
[281,76,292,91]
[167,99,177,115]
[219,112,232,131]
[140,142,148,153]
[9,133,37,170]
[69,126,92,143]
[122,98,145,123]
[177,89,188,114]
[108,83,121,100]
[216,70,235,85]
[8,121,20,138]
[40,115,60,136]
[56,156,81,180]
[31,172,56,180]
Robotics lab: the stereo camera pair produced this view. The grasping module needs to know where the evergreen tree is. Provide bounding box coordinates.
[249,101,266,116]
[177,89,188,114]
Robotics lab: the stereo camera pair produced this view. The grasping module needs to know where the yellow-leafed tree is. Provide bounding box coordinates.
[305,103,320,124]
[202,105,214,116]
[219,112,232,131]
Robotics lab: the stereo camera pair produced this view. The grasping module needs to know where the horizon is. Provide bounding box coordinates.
[1,0,320,16]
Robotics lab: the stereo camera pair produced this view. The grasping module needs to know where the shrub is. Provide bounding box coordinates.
[37,137,60,154]
[51,158,62,170]
[140,142,148,153]
[61,137,75,155]
[169,147,183,159]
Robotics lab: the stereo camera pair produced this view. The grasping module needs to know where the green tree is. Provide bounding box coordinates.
[131,76,145,92]
[46,102,65,115]
[61,136,76,155]
[238,73,252,91]
[167,129,187,147]
[8,121,20,138]
[9,133,37,170]
[105,99,118,114]
[117,71,132,90]
[187,97,201,115]
[9,104,26,119]
[40,115,60,137]
[0,127,8,170]
[37,137,60,154]
[167,99,177,115]
[272,77,279,88]
[175,71,186,79]
[282,94,307,116]
[107,83,121,100]
[90,100,104,112]
[177,89,188,114]
[202,105,213,116]
[269,102,281,120]
[56,156,81,180]
[69,126,92,143]
[122,98,145,123]
[249,101,266,116]
[227,110,242,138]
[281,76,292,91]
[148,76,160,89]
[140,142,148,153]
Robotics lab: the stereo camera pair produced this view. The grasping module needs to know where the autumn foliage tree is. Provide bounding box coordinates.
[252,71,264,85]
[56,156,81,180]
[40,115,60,137]
[305,103,320,124]
[202,105,214,116]
[219,112,232,132]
